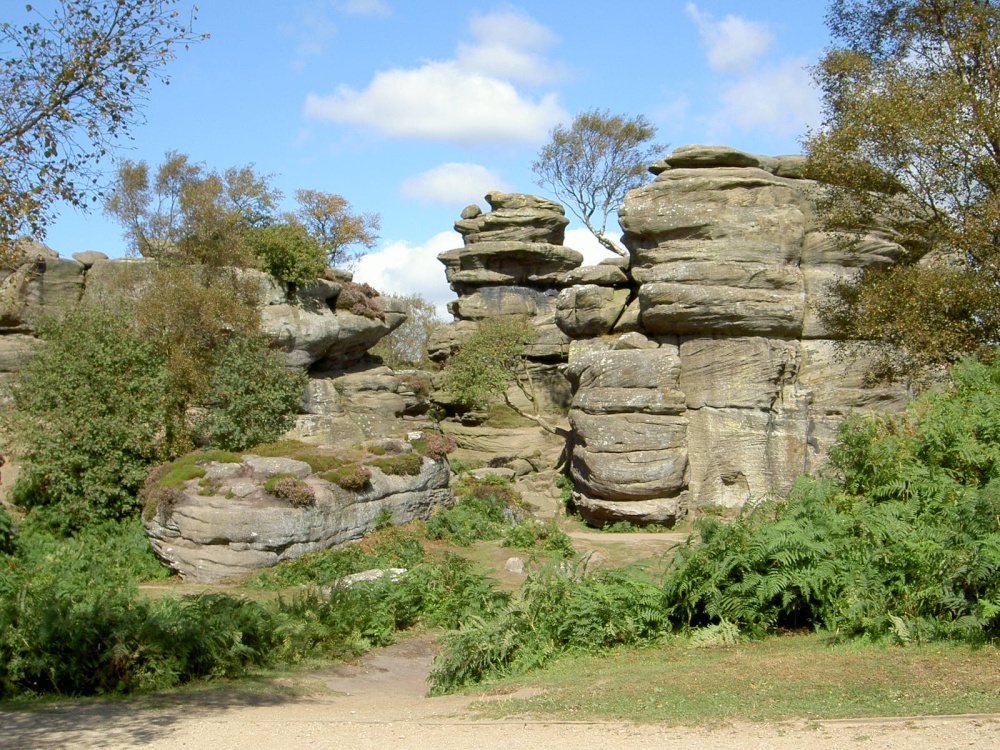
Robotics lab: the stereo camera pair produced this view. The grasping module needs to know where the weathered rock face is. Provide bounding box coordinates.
[0,253,403,373]
[569,144,909,519]
[144,445,453,582]
[432,147,911,525]
[430,192,584,461]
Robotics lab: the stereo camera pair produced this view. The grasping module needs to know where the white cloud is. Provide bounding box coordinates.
[304,10,567,144]
[714,57,820,139]
[352,231,461,318]
[282,5,338,69]
[305,61,566,143]
[685,3,775,72]
[564,227,625,266]
[335,0,391,17]
[400,163,510,205]
[456,10,567,85]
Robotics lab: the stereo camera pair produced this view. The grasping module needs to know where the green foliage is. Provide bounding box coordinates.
[443,316,535,410]
[0,1,205,263]
[0,506,13,556]
[369,293,442,367]
[105,154,379,273]
[425,479,521,547]
[248,222,326,286]
[532,108,663,257]
[429,563,669,693]
[245,525,427,590]
[8,304,173,528]
[410,431,457,460]
[369,452,423,477]
[8,302,304,528]
[195,335,308,451]
[664,355,1000,642]
[805,0,1000,377]
[502,520,575,558]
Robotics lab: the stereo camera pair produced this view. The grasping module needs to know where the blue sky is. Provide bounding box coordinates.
[31,0,830,314]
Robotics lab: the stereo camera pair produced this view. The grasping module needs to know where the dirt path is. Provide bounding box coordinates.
[3,633,998,750]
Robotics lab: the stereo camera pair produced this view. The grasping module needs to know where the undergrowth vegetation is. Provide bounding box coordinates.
[8,355,1000,702]
[426,356,1000,691]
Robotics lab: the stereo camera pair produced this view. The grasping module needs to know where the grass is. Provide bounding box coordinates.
[471,633,1000,724]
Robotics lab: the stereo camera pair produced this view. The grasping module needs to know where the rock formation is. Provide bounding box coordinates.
[433,146,910,525]
[429,191,584,467]
[144,439,452,582]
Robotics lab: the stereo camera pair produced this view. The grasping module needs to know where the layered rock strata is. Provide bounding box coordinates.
[435,147,909,524]
[431,191,585,465]
[0,244,403,375]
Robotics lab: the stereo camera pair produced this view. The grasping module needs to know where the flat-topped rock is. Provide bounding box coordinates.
[438,241,583,293]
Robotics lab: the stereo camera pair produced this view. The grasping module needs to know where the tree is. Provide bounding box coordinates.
[104,152,378,275]
[532,109,663,257]
[0,0,205,267]
[369,293,442,368]
[6,303,174,529]
[6,300,306,530]
[805,0,1000,378]
[105,152,281,267]
[292,189,380,269]
[441,316,568,438]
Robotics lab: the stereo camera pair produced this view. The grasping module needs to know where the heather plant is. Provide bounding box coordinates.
[335,281,385,320]
[264,475,316,507]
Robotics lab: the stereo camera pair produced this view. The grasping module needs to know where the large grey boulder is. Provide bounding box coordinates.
[555,285,630,337]
[446,285,559,320]
[145,449,453,582]
[566,348,689,523]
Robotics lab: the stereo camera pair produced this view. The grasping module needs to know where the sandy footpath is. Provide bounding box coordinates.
[3,634,998,750]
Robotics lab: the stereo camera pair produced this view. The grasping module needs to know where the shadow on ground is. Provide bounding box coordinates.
[0,682,319,749]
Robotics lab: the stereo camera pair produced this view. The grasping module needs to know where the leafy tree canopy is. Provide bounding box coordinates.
[369,293,442,368]
[805,0,1000,378]
[532,108,663,257]
[0,0,205,267]
[105,152,379,277]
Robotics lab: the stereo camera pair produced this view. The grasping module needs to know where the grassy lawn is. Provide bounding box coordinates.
[472,633,1000,724]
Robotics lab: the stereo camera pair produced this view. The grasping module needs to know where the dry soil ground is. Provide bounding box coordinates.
[4,631,1000,749]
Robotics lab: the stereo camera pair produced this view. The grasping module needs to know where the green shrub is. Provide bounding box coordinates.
[410,431,456,459]
[442,316,535,410]
[429,563,668,693]
[425,481,520,546]
[369,452,423,477]
[502,520,575,558]
[0,506,14,556]
[335,282,385,320]
[663,356,1000,642]
[264,474,316,507]
[195,335,307,452]
[245,525,426,589]
[7,305,173,529]
[248,222,326,286]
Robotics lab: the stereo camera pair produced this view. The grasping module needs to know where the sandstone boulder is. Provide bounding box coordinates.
[455,191,569,245]
[555,285,630,337]
[144,449,452,582]
[439,242,583,292]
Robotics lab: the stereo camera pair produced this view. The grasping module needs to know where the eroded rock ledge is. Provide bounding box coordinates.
[143,440,452,582]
